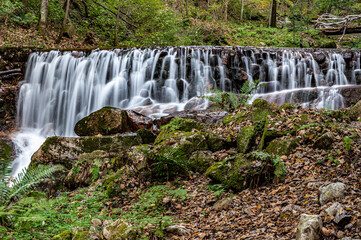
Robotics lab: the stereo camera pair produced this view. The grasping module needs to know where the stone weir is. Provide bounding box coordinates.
[1,46,361,136]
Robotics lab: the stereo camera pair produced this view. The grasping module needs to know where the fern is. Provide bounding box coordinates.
[0,165,63,205]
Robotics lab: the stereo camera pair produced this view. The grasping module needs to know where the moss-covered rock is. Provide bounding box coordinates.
[64,150,128,189]
[250,99,274,122]
[102,168,126,198]
[74,107,133,136]
[102,219,137,240]
[266,137,299,156]
[72,231,90,240]
[237,126,256,153]
[0,140,12,163]
[349,100,361,121]
[136,129,156,144]
[279,103,296,110]
[313,131,335,149]
[206,153,277,192]
[203,132,226,151]
[155,117,205,145]
[31,134,142,170]
[52,230,72,240]
[188,151,214,173]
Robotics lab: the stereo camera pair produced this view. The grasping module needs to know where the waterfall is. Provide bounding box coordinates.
[10,47,361,176]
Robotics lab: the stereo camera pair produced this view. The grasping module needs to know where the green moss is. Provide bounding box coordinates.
[72,231,90,240]
[250,99,274,122]
[279,103,296,110]
[203,132,225,151]
[102,169,125,198]
[52,230,72,240]
[155,118,204,145]
[266,138,299,156]
[41,136,61,152]
[188,151,214,173]
[206,154,272,192]
[222,111,248,125]
[237,126,256,153]
[136,129,156,144]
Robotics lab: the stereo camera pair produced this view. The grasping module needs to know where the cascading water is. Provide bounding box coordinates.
[10,47,361,176]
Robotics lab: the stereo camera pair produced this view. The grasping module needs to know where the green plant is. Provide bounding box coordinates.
[207,184,225,198]
[343,136,352,152]
[205,79,260,112]
[0,164,63,206]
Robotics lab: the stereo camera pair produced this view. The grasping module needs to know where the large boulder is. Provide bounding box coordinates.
[313,132,335,149]
[102,219,137,240]
[296,214,323,240]
[31,134,142,169]
[188,151,214,173]
[206,153,285,192]
[74,107,153,136]
[266,137,299,156]
[318,182,346,206]
[349,99,361,120]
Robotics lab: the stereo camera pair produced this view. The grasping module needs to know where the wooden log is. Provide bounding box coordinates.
[322,27,361,35]
[0,69,21,76]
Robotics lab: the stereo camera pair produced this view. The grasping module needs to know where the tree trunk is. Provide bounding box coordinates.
[240,0,244,22]
[39,0,48,35]
[269,0,277,28]
[114,3,121,46]
[185,0,189,18]
[224,0,228,22]
[57,0,70,43]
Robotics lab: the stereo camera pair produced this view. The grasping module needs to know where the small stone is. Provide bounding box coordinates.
[313,132,335,149]
[165,225,190,235]
[163,197,171,204]
[334,211,352,228]
[326,202,342,216]
[91,218,102,227]
[336,231,345,239]
[321,227,331,236]
[318,182,346,206]
[296,214,323,240]
[212,198,232,211]
[341,237,352,240]
[103,219,137,240]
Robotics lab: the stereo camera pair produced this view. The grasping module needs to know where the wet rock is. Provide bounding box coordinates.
[296,214,322,240]
[266,137,299,156]
[184,97,207,111]
[188,151,214,173]
[313,52,326,64]
[136,129,156,144]
[103,219,136,240]
[313,132,335,149]
[318,182,346,206]
[74,107,153,136]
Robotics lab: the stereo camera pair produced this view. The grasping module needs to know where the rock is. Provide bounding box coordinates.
[165,224,190,236]
[74,107,153,136]
[334,210,352,228]
[102,169,126,198]
[52,230,72,240]
[203,132,226,151]
[296,214,323,240]
[349,99,361,121]
[63,23,76,38]
[313,132,335,149]
[72,231,90,240]
[92,219,102,227]
[102,219,136,240]
[154,117,205,145]
[326,202,342,216]
[237,126,256,154]
[318,182,346,206]
[136,129,156,144]
[212,198,232,211]
[206,153,284,192]
[279,103,296,110]
[336,231,345,239]
[184,97,207,111]
[313,52,326,63]
[188,151,214,173]
[31,134,142,170]
[321,227,331,237]
[266,137,299,156]
[250,98,274,122]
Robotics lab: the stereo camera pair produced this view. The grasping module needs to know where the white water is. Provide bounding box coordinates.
[11,47,361,176]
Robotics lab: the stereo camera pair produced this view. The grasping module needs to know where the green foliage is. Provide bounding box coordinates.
[343,136,352,152]
[251,151,286,179]
[206,80,260,112]
[207,184,225,198]
[315,0,356,14]
[122,185,187,237]
[0,164,63,206]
